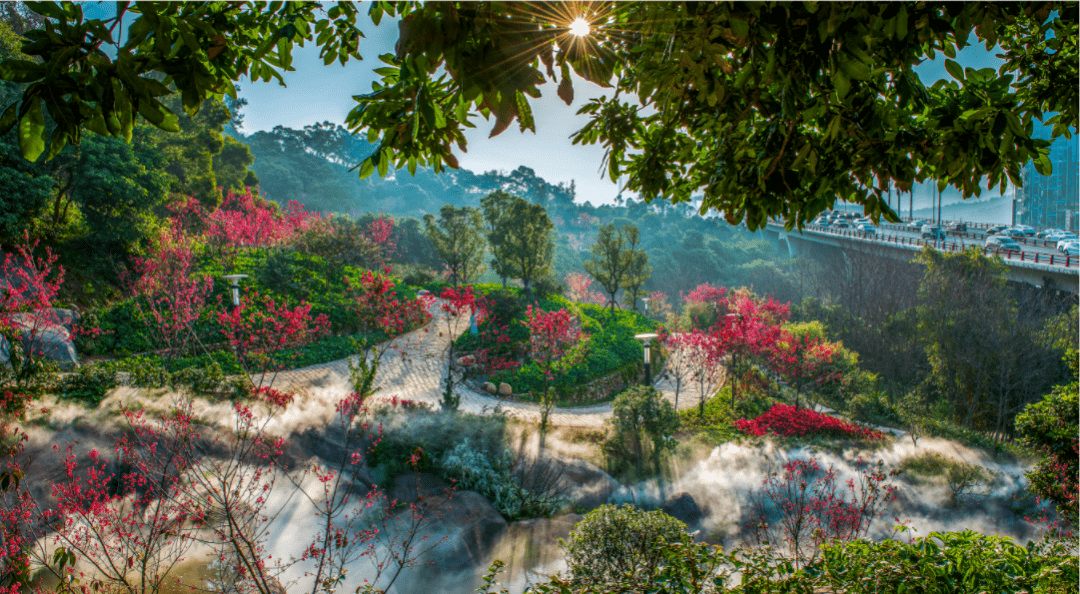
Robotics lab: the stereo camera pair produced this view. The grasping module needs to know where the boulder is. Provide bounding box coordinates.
[662,492,703,529]
[50,308,81,332]
[498,382,512,396]
[551,457,623,511]
[456,355,475,367]
[5,313,78,370]
[482,381,497,394]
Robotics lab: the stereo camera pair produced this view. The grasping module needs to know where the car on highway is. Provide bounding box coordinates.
[947,222,968,233]
[1013,224,1035,236]
[1051,232,1077,242]
[986,225,1007,235]
[921,225,945,240]
[1037,229,1063,239]
[998,228,1026,238]
[832,220,851,229]
[856,222,877,235]
[1064,245,1080,257]
[905,220,923,231]
[1059,238,1080,252]
[985,236,1020,251]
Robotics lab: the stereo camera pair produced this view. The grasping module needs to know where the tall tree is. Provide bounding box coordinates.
[486,192,554,297]
[583,223,638,316]
[423,204,486,286]
[480,190,515,289]
[620,225,650,312]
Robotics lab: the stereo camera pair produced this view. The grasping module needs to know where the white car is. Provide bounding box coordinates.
[1064,245,1080,257]
[1013,224,1035,236]
[856,223,877,234]
[1058,239,1080,252]
[986,236,1021,251]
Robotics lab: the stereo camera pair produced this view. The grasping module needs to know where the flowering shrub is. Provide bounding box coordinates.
[206,188,321,249]
[734,403,887,441]
[129,222,212,359]
[565,272,606,305]
[0,232,65,383]
[747,457,898,568]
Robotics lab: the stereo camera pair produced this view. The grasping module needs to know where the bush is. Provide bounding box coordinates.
[367,410,507,486]
[734,403,888,441]
[844,390,904,428]
[439,440,565,520]
[561,504,693,589]
[59,365,118,406]
[606,386,678,475]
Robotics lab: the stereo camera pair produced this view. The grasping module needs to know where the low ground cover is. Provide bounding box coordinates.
[734,403,888,441]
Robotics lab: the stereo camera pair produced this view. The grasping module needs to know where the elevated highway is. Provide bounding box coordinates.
[762,221,1080,294]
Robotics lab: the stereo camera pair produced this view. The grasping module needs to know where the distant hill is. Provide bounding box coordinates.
[233,123,579,222]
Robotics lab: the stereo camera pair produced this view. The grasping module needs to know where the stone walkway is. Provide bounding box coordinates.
[266,304,709,428]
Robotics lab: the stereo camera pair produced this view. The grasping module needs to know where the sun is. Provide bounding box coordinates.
[568,16,591,37]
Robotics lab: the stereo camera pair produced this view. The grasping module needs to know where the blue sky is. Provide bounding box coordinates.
[227,10,1010,209]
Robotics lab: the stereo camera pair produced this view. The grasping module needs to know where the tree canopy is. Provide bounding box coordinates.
[1,2,1076,228]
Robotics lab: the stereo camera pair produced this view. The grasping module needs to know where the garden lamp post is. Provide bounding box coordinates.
[222,274,248,310]
[635,333,659,385]
[641,296,650,314]
[725,313,742,411]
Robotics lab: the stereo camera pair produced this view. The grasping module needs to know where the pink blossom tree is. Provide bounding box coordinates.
[0,232,66,384]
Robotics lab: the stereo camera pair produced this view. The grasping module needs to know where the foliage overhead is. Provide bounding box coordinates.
[2,2,1075,229]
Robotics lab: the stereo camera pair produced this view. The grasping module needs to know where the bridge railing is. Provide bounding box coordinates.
[801,224,1079,270]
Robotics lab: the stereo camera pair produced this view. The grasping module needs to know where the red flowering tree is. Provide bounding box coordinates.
[710,290,789,410]
[363,216,397,272]
[678,331,724,417]
[747,457,898,568]
[0,232,66,383]
[565,273,606,305]
[346,271,430,399]
[216,290,331,389]
[128,223,213,360]
[659,329,703,411]
[427,286,477,411]
[206,188,321,251]
[522,305,586,430]
[775,329,841,410]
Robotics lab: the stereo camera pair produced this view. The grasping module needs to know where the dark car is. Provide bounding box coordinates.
[986,225,1007,235]
[947,222,968,233]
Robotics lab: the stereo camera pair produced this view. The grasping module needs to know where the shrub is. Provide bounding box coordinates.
[606,386,679,475]
[439,440,565,520]
[844,390,904,428]
[561,504,693,589]
[734,403,887,441]
[59,365,118,406]
[367,410,506,486]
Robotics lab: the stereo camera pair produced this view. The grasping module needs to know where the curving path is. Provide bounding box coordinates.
[265,303,706,428]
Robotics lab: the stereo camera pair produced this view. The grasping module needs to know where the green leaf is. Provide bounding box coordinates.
[0,102,17,135]
[358,156,375,179]
[18,100,46,161]
[832,68,850,98]
[45,128,68,161]
[944,59,964,82]
[1033,152,1052,176]
[0,60,45,83]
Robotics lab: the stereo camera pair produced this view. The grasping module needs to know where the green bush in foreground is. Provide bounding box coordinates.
[485,528,1077,594]
[561,504,693,590]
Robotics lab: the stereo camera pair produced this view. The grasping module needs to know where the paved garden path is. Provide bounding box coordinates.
[265,304,705,428]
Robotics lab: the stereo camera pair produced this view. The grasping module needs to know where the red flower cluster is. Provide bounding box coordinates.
[205,188,322,249]
[734,403,887,441]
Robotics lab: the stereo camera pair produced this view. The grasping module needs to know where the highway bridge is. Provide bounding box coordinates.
[762,220,1080,294]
